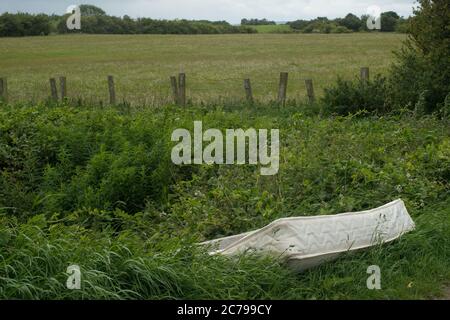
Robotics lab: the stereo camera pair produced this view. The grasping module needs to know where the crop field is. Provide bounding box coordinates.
[0,33,405,105]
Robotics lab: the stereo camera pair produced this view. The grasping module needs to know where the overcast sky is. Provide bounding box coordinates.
[0,0,417,23]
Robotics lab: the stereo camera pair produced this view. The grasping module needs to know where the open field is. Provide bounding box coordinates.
[247,24,293,33]
[0,33,406,105]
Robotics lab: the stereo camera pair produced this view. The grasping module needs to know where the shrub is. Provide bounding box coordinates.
[337,13,362,32]
[322,75,388,115]
[387,0,450,114]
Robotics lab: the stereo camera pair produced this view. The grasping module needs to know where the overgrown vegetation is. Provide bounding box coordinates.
[323,0,449,116]
[323,76,388,115]
[0,0,449,301]
[388,0,450,114]
[0,103,448,299]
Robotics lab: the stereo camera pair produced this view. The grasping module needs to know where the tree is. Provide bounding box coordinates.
[381,11,400,32]
[79,4,106,16]
[0,13,50,37]
[288,20,309,30]
[388,0,450,113]
[241,18,276,25]
[339,13,362,31]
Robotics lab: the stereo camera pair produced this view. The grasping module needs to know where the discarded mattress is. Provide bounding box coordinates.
[202,199,415,271]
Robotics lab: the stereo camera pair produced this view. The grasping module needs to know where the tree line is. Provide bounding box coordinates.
[0,4,410,37]
[241,18,276,26]
[287,12,410,33]
[0,5,255,37]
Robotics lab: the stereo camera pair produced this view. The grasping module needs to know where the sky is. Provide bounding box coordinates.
[0,0,417,23]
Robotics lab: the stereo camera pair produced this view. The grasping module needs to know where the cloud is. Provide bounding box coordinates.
[0,0,416,23]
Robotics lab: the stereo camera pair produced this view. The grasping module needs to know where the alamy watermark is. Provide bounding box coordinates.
[66,265,81,290]
[66,5,81,30]
[367,265,381,290]
[171,121,280,176]
[366,5,382,30]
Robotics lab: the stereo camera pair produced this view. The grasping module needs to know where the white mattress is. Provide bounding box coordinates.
[202,199,416,271]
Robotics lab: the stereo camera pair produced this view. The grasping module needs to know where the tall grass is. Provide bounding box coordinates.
[0,102,448,299]
[1,200,448,300]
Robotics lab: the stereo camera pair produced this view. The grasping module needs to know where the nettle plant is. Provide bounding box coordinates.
[171,121,280,176]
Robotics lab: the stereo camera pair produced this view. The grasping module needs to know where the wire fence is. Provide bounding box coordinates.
[0,67,370,107]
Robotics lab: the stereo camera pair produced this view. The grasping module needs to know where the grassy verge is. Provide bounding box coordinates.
[0,103,448,299]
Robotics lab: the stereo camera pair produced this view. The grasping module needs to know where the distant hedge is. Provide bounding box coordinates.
[57,16,255,35]
[0,10,255,37]
[0,4,409,37]
[0,13,51,37]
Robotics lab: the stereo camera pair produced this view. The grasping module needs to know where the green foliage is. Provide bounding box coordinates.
[388,0,450,113]
[0,199,449,300]
[241,18,276,26]
[0,8,408,37]
[322,76,388,115]
[381,11,400,32]
[56,16,255,35]
[247,24,293,34]
[395,18,411,33]
[337,13,362,32]
[0,107,181,218]
[290,17,352,34]
[0,13,50,37]
[0,103,448,299]
[289,12,404,34]
[0,104,448,228]
[79,4,106,16]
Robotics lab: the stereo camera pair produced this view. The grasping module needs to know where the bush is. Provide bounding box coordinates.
[337,13,362,32]
[331,25,352,33]
[0,13,50,37]
[387,0,450,114]
[322,76,388,115]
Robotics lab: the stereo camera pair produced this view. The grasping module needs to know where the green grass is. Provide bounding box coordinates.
[247,24,293,33]
[0,103,448,299]
[0,33,405,106]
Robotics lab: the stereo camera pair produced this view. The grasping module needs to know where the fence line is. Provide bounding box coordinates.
[0,77,7,103]
[108,75,116,105]
[1,67,370,107]
[243,79,253,104]
[49,78,58,101]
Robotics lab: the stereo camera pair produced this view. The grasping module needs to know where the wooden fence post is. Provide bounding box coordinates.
[178,73,186,107]
[50,78,58,101]
[278,72,288,106]
[244,79,253,104]
[360,67,369,84]
[170,76,179,105]
[59,76,67,101]
[0,78,7,103]
[108,75,116,105]
[305,79,315,104]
